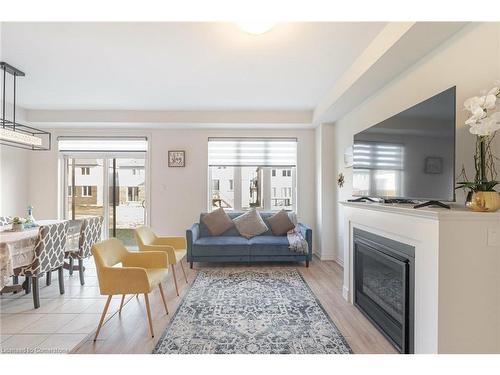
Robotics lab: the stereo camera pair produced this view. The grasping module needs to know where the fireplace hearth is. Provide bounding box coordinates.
[353,228,415,353]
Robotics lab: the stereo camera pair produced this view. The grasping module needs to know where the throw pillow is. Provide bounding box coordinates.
[267,209,295,235]
[201,207,234,236]
[233,209,269,239]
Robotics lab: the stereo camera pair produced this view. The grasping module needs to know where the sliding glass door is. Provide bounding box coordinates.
[108,158,146,246]
[63,155,147,247]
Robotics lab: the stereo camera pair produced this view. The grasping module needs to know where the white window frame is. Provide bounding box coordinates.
[81,186,92,197]
[81,167,90,175]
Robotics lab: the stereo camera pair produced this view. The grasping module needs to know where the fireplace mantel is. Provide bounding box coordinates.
[340,201,500,354]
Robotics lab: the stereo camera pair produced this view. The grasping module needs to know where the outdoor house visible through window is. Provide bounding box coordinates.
[58,136,148,247]
[208,137,297,212]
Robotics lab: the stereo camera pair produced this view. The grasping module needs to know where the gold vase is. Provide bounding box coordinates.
[466,191,500,212]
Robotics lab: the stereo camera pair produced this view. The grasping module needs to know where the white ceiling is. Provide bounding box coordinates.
[1,22,385,111]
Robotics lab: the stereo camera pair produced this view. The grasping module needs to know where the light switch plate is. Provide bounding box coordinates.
[487,228,499,247]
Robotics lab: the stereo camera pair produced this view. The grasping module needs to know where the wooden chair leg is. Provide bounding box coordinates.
[32,277,40,309]
[179,260,188,284]
[158,284,169,315]
[24,276,31,294]
[12,275,19,294]
[69,258,74,275]
[119,295,126,314]
[46,271,52,286]
[190,261,193,269]
[171,264,179,296]
[58,266,65,294]
[78,259,85,285]
[144,293,154,338]
[94,295,112,341]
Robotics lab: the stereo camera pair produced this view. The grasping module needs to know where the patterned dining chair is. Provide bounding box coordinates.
[14,221,69,309]
[65,216,103,285]
[0,216,12,226]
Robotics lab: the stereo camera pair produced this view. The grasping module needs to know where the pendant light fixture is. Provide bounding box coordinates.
[1,62,51,150]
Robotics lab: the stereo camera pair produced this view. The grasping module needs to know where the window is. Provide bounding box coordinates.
[212,179,220,191]
[208,138,297,211]
[81,167,90,175]
[128,187,139,201]
[81,186,92,197]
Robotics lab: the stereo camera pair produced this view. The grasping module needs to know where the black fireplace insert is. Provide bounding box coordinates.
[353,228,415,353]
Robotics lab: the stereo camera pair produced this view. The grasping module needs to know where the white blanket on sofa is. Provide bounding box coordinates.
[287,213,308,254]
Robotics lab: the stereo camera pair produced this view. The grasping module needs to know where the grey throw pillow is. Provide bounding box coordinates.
[201,207,234,236]
[267,210,295,235]
[233,209,269,239]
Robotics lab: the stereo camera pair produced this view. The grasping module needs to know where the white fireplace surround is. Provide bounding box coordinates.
[340,201,500,354]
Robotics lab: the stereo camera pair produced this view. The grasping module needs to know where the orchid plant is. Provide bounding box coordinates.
[456,84,500,192]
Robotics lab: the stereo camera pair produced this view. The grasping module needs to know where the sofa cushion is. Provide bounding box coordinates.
[201,207,234,236]
[232,209,269,239]
[193,236,249,256]
[248,236,294,256]
[267,210,295,235]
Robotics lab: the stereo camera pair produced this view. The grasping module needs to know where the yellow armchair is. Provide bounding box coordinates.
[91,238,170,340]
[134,226,188,296]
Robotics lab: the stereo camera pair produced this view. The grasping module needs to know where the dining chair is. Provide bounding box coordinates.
[134,226,188,296]
[91,238,170,339]
[65,216,103,285]
[14,221,69,309]
[0,216,12,226]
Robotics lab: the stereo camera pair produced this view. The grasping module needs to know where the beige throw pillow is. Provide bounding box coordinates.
[202,207,234,236]
[233,209,269,239]
[268,210,295,235]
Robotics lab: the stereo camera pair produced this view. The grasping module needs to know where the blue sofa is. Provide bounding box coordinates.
[186,212,312,268]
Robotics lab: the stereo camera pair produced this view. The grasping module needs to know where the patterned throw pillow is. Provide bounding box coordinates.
[233,209,269,239]
[201,207,234,236]
[267,210,295,235]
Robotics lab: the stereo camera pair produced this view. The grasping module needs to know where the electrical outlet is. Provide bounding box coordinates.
[487,228,499,247]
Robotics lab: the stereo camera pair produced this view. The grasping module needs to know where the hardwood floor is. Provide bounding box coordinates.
[72,256,397,354]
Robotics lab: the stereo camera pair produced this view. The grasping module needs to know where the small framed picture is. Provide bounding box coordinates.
[168,150,185,167]
[424,157,443,174]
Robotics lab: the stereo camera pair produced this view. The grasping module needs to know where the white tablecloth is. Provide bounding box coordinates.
[0,220,80,289]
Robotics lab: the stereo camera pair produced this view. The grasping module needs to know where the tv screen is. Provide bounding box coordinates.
[352,87,456,201]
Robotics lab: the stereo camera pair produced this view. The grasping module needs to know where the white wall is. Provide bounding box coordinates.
[0,146,30,217]
[327,22,500,264]
[27,128,318,251]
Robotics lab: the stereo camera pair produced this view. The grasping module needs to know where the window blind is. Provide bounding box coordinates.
[208,137,297,167]
[58,137,148,153]
[353,142,403,170]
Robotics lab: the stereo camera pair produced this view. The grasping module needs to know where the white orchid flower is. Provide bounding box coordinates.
[464,96,483,112]
[482,94,497,109]
[487,86,499,97]
[469,112,500,136]
[465,105,486,124]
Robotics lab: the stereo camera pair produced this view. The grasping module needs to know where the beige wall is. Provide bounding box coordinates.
[26,127,318,251]
[327,22,500,264]
[0,146,30,217]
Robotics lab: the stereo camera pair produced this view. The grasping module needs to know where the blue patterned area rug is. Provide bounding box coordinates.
[153,268,352,354]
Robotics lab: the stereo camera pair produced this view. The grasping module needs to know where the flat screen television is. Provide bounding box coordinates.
[352,86,456,202]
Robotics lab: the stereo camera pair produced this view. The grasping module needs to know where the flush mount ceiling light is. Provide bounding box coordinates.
[0,62,51,150]
[236,22,276,35]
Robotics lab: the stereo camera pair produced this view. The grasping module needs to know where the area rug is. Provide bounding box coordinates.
[153,268,352,354]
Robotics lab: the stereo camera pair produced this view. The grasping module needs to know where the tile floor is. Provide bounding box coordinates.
[0,258,120,354]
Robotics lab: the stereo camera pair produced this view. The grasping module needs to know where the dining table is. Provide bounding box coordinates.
[0,219,81,292]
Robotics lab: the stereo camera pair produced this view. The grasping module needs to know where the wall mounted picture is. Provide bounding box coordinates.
[168,150,185,167]
[424,156,443,174]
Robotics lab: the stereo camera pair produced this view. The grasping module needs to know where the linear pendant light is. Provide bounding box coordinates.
[0,62,51,150]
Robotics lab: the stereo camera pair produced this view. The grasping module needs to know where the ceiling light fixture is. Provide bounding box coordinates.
[236,22,276,35]
[1,62,51,150]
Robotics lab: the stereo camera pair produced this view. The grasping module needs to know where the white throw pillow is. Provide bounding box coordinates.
[233,209,269,239]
